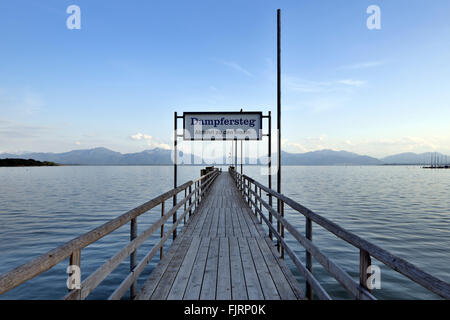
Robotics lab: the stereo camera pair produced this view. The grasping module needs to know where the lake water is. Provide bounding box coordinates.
[0,165,448,300]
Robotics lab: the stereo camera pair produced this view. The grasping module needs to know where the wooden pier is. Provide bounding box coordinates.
[136,173,302,300]
[0,167,449,300]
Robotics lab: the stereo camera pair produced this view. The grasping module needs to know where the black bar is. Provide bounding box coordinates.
[276,9,282,249]
[268,111,272,240]
[173,112,177,240]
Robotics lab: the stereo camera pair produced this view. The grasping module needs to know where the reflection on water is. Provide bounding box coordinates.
[0,165,448,299]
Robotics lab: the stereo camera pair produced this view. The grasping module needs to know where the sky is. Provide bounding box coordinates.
[1,0,450,158]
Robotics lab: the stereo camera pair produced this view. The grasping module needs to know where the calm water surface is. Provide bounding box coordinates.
[0,165,448,299]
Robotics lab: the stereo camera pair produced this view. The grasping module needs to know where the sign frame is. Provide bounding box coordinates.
[182,111,263,141]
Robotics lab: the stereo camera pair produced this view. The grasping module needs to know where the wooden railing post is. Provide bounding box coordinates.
[173,190,177,241]
[247,181,251,207]
[259,187,262,224]
[360,249,372,295]
[67,250,81,300]
[248,180,251,207]
[184,188,187,224]
[195,181,199,208]
[188,185,192,217]
[254,184,258,217]
[277,198,281,253]
[306,217,313,299]
[130,218,137,299]
[268,192,273,240]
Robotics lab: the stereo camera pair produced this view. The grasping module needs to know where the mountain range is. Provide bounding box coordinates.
[0,148,177,165]
[0,148,448,166]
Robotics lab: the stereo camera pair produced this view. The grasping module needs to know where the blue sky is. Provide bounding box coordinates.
[1,0,450,157]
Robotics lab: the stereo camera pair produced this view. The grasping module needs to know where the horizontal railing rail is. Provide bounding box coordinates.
[0,168,220,300]
[229,167,450,300]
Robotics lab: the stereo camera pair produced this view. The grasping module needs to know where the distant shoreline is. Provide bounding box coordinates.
[0,158,59,167]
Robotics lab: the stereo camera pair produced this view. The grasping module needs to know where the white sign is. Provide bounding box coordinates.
[183,112,263,141]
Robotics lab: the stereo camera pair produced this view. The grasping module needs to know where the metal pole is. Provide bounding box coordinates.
[277,9,281,195]
[173,112,177,240]
[276,9,282,250]
[268,111,273,240]
[188,185,192,217]
[268,111,272,192]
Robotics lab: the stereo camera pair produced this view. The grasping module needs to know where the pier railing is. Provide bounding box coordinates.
[0,168,220,300]
[229,167,450,300]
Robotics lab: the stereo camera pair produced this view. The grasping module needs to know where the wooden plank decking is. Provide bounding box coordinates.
[136,173,304,300]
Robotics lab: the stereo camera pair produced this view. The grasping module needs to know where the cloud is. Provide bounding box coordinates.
[283,77,332,93]
[282,135,330,153]
[217,60,253,77]
[282,139,309,153]
[337,79,367,87]
[130,133,171,150]
[131,133,152,141]
[338,60,387,70]
[284,76,366,93]
[147,142,171,150]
